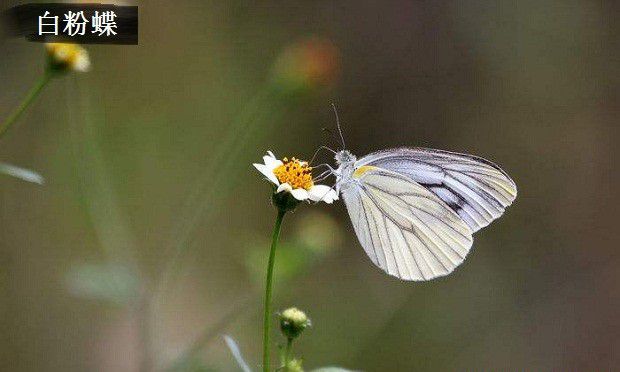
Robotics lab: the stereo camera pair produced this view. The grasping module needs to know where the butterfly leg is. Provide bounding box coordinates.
[309,145,337,165]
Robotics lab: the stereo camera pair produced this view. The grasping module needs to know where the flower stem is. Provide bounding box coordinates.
[263,209,286,372]
[284,337,293,368]
[0,70,53,140]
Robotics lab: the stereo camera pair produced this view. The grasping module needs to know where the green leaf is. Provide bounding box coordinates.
[244,210,343,288]
[245,242,312,288]
[223,335,252,372]
[64,263,140,305]
[0,162,44,184]
[311,368,360,372]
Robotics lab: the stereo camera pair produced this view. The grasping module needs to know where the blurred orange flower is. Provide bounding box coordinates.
[271,37,340,93]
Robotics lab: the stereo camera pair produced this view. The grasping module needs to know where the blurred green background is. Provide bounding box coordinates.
[1,1,618,371]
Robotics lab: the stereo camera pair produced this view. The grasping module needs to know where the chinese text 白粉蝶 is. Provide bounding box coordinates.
[38,10,117,37]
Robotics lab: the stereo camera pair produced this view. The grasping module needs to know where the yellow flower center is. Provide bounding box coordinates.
[273,157,314,190]
[46,43,79,63]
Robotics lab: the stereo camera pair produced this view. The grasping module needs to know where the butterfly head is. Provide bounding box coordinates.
[335,150,356,166]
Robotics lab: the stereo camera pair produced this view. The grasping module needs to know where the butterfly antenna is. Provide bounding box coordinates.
[331,103,346,150]
[321,127,341,149]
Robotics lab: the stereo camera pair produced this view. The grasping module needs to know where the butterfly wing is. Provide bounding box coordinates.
[357,148,517,232]
[341,166,473,281]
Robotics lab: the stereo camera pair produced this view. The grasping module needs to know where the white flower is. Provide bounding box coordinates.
[253,151,338,204]
[45,43,91,72]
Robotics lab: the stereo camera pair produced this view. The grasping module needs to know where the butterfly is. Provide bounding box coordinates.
[322,109,517,281]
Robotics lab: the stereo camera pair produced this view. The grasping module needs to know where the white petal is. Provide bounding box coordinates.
[266,159,283,172]
[277,183,293,193]
[263,153,282,169]
[267,151,276,158]
[322,190,339,204]
[254,163,279,185]
[72,53,91,72]
[309,185,339,203]
[252,163,269,177]
[290,188,310,201]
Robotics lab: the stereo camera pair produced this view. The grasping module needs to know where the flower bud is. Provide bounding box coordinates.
[284,358,304,372]
[279,307,311,340]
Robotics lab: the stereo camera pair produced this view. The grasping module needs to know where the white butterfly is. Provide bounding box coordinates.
[329,147,517,281]
[322,113,517,281]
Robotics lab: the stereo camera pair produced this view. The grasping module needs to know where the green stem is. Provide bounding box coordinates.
[263,209,286,372]
[0,70,53,140]
[284,337,293,369]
